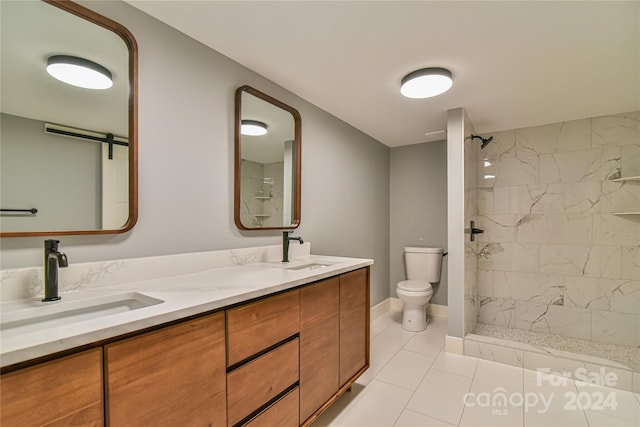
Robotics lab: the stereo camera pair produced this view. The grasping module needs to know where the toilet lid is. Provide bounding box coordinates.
[397,280,433,293]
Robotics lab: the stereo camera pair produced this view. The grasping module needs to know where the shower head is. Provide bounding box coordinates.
[480,136,493,149]
[469,134,494,149]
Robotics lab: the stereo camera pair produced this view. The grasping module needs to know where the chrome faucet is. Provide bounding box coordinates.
[282,231,303,263]
[43,239,68,302]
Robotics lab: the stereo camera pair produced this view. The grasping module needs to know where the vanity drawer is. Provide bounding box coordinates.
[226,289,299,366]
[243,387,299,427]
[227,338,299,427]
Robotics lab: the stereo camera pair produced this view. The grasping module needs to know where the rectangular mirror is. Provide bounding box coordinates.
[0,0,137,237]
[234,86,301,230]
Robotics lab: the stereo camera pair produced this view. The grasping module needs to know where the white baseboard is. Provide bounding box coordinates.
[390,297,403,311]
[373,297,448,319]
[428,302,448,318]
[370,299,391,320]
[446,336,464,354]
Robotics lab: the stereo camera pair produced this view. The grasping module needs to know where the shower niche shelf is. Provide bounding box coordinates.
[612,175,640,182]
[612,175,640,215]
[253,213,271,226]
[613,212,640,215]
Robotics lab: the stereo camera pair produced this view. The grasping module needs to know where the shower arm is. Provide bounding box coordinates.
[469,134,494,149]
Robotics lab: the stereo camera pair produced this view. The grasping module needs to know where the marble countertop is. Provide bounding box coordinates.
[0,254,372,368]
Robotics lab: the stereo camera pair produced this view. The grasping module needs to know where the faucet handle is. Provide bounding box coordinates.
[45,239,60,250]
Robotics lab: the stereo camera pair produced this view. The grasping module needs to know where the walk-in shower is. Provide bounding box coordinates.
[456,110,640,392]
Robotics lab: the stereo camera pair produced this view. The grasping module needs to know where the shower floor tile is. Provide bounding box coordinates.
[472,323,640,372]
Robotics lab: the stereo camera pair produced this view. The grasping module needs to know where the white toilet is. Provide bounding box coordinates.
[396,246,444,332]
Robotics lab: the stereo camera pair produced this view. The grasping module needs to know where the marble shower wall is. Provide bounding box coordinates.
[261,162,285,228]
[475,111,640,347]
[240,160,284,227]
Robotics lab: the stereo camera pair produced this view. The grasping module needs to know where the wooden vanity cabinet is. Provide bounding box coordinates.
[227,338,299,426]
[105,312,226,427]
[1,266,368,427]
[226,289,300,427]
[339,268,370,385]
[299,267,370,426]
[226,289,299,367]
[299,276,340,422]
[243,387,299,427]
[0,348,103,427]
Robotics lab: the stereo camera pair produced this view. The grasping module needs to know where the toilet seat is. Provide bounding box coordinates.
[397,280,433,294]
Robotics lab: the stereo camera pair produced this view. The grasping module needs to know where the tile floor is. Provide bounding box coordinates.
[313,310,640,427]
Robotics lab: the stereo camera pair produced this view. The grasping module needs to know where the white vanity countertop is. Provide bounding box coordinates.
[0,254,372,368]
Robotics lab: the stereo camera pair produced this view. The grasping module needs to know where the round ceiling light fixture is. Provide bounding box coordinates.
[46,55,113,90]
[400,67,452,99]
[241,120,268,136]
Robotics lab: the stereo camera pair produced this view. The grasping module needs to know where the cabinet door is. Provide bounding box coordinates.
[299,277,339,423]
[1,348,103,427]
[339,267,370,386]
[106,313,226,427]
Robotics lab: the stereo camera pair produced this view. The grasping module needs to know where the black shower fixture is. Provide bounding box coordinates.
[470,134,494,149]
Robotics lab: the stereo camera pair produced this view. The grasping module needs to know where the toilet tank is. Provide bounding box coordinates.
[404,247,444,283]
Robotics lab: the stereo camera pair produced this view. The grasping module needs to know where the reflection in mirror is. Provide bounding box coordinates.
[234,86,301,230]
[0,0,137,237]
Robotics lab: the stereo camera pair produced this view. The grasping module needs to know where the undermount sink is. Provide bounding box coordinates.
[1,292,163,338]
[286,262,335,271]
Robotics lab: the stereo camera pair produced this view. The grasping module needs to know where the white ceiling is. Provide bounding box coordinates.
[3,2,637,148]
[132,1,638,147]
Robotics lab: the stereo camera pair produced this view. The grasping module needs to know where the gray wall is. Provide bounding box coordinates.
[0,113,101,231]
[0,1,391,306]
[390,141,448,305]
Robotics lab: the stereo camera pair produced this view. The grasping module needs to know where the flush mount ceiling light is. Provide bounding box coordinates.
[46,55,113,90]
[241,120,268,136]
[400,67,452,99]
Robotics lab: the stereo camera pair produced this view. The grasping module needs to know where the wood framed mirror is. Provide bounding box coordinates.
[234,86,301,230]
[0,0,138,237]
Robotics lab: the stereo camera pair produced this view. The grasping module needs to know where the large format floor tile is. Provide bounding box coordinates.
[403,331,446,357]
[584,410,640,427]
[460,360,525,427]
[523,377,587,427]
[430,350,479,378]
[376,349,436,391]
[406,369,473,425]
[575,381,640,423]
[470,359,523,392]
[394,409,455,427]
[313,311,640,427]
[319,380,413,427]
